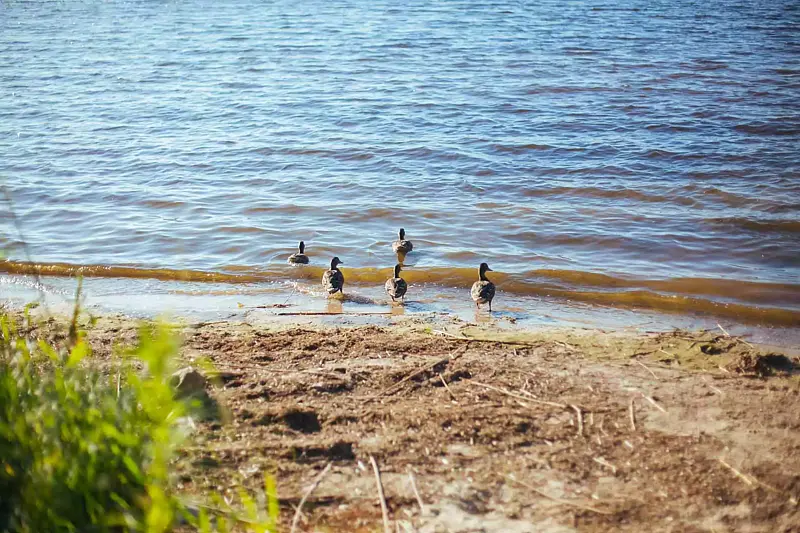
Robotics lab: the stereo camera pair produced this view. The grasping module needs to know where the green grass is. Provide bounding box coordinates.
[0,307,279,532]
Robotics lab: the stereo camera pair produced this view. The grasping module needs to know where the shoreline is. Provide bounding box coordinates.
[4,270,800,354]
[3,260,800,329]
[8,304,799,532]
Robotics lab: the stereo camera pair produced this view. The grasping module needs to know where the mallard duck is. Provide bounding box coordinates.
[471,263,495,311]
[288,241,309,264]
[321,257,344,295]
[392,228,413,253]
[384,263,408,302]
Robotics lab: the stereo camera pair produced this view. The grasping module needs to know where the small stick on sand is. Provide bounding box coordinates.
[470,381,568,409]
[431,330,546,348]
[438,373,458,402]
[702,375,723,395]
[634,359,657,380]
[505,475,613,515]
[657,348,678,359]
[629,398,636,431]
[593,457,617,475]
[369,455,391,533]
[290,462,332,533]
[641,393,667,413]
[432,329,471,340]
[571,404,584,437]
[718,459,796,503]
[277,311,393,316]
[367,356,451,401]
[718,458,753,486]
[717,324,756,349]
[406,468,426,515]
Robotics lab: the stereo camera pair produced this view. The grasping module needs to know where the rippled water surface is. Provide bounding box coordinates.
[1,0,799,324]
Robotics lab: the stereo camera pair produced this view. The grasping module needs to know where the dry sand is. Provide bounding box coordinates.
[19,309,800,532]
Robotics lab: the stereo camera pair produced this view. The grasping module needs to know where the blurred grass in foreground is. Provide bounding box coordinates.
[0,304,279,532]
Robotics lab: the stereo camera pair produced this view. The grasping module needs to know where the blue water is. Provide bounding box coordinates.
[1,0,799,322]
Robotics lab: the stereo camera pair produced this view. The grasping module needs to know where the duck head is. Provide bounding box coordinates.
[299,241,305,254]
[330,257,343,270]
[479,262,493,280]
[393,263,402,278]
[399,228,406,240]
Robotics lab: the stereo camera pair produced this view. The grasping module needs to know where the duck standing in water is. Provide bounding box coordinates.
[287,241,309,264]
[384,263,408,302]
[471,263,496,311]
[392,228,413,254]
[322,257,344,295]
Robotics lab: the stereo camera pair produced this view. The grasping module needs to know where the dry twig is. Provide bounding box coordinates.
[658,348,678,359]
[702,375,723,395]
[629,398,636,431]
[634,359,657,380]
[290,462,333,533]
[407,468,426,515]
[641,393,667,413]
[571,404,584,437]
[470,381,568,409]
[593,457,617,474]
[277,311,392,316]
[718,459,797,504]
[370,455,392,533]
[505,475,613,515]
[432,329,470,340]
[717,458,753,486]
[365,357,452,402]
[438,373,458,402]
[431,329,545,347]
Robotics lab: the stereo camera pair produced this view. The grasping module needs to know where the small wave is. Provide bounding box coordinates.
[644,124,698,133]
[490,143,583,155]
[3,261,798,326]
[141,199,186,209]
[734,123,799,136]
[255,147,377,161]
[699,187,758,209]
[562,47,604,56]
[705,217,800,235]
[217,226,267,235]
[520,185,696,206]
[526,86,612,95]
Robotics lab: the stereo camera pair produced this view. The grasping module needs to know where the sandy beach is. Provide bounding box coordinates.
[15,306,798,532]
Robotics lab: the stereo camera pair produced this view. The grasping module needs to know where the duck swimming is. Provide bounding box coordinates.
[287,241,309,264]
[384,263,408,302]
[471,262,496,311]
[322,257,344,295]
[392,228,413,254]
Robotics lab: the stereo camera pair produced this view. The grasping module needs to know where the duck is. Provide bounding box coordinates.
[384,263,408,302]
[392,228,413,254]
[321,257,344,295]
[287,241,309,264]
[471,262,496,311]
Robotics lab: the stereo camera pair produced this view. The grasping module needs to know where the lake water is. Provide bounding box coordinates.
[1,0,799,328]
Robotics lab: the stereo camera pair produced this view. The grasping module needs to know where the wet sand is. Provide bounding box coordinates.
[15,306,800,532]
